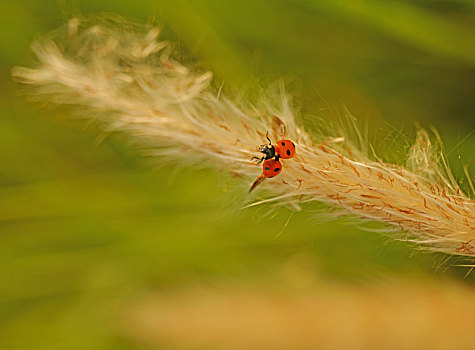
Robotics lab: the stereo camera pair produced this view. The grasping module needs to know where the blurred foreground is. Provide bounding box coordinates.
[126,274,475,350]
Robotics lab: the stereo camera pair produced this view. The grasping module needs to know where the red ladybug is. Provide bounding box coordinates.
[250,132,295,192]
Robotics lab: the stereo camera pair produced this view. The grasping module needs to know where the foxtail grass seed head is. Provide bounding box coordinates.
[12,15,474,260]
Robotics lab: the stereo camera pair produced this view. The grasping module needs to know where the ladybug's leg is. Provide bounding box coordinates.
[251,156,265,164]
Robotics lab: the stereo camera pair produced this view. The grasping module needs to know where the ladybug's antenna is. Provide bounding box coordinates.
[265,131,272,146]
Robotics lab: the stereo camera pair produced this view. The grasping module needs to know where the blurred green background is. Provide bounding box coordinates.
[0,1,474,349]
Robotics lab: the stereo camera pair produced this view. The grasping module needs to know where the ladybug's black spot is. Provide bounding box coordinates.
[265,166,270,170]
[274,168,280,172]
[292,142,295,147]
[281,142,286,146]
[286,150,291,156]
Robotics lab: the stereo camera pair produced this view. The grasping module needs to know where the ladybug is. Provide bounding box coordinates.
[250,132,296,192]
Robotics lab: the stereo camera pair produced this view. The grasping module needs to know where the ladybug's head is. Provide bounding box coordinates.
[258,144,276,160]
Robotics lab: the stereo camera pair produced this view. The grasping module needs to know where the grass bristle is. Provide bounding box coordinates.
[12,15,474,260]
